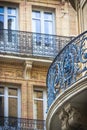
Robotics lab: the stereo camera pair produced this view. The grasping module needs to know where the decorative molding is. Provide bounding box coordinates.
[64,104,81,128]
[0,67,23,79]
[59,109,69,130]
[24,61,33,79]
[59,104,82,130]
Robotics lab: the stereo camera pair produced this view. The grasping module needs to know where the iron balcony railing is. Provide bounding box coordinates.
[0,29,74,58]
[47,30,87,109]
[0,116,46,130]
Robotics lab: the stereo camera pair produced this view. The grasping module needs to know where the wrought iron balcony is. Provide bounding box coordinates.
[0,116,46,130]
[0,29,73,58]
[47,30,87,109]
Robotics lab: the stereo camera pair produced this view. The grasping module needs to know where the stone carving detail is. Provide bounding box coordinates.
[64,104,81,127]
[59,109,69,130]
[31,71,39,79]
[59,104,82,130]
[0,67,23,78]
[24,61,32,79]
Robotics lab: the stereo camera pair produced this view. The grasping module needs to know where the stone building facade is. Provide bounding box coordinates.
[0,0,77,129]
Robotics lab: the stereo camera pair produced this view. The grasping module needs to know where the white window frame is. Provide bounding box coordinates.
[33,88,47,120]
[0,4,18,30]
[0,85,21,118]
[32,8,55,35]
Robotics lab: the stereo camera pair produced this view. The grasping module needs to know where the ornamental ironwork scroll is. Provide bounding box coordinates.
[47,31,87,109]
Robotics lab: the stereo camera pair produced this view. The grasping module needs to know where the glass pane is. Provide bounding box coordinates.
[0,96,4,116]
[8,16,16,30]
[32,11,40,18]
[8,88,17,96]
[0,87,4,95]
[0,6,4,13]
[0,15,4,29]
[32,19,41,33]
[44,12,52,20]
[34,100,43,120]
[44,21,52,34]
[8,7,16,15]
[9,98,17,117]
[34,90,43,99]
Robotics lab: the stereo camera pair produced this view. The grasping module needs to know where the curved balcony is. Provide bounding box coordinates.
[0,29,73,58]
[46,31,87,130]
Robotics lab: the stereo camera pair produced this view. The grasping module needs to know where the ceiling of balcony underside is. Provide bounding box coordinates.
[50,89,87,130]
[69,0,76,10]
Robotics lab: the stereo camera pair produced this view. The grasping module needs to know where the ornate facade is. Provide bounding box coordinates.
[46,0,87,130]
[0,0,77,129]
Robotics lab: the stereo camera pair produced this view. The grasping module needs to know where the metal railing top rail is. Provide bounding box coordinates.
[0,29,74,37]
[47,30,87,109]
[0,29,74,58]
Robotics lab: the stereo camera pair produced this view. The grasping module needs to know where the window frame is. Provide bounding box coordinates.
[32,8,55,35]
[0,85,21,118]
[33,88,47,120]
[0,4,18,30]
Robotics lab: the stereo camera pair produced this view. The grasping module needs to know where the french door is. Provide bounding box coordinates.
[33,89,47,129]
[0,86,21,129]
[32,10,55,56]
[0,6,18,52]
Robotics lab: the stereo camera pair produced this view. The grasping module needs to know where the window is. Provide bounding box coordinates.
[0,85,21,118]
[32,10,54,34]
[34,90,43,120]
[0,87,4,117]
[32,9,55,46]
[0,5,18,51]
[33,89,47,120]
[0,6,18,30]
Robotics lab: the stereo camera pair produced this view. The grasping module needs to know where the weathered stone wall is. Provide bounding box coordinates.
[0,0,78,119]
[0,60,48,119]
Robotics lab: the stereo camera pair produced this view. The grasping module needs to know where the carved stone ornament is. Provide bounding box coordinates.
[59,109,69,130]
[64,104,81,127]
[24,61,33,79]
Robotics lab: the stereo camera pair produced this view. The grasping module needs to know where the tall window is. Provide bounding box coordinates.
[32,10,55,47]
[0,86,21,118]
[0,5,18,51]
[0,6,18,30]
[32,10,54,34]
[34,90,43,120]
[33,89,47,120]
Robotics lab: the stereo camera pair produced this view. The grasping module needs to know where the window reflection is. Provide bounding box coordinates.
[34,90,43,120]
[0,7,4,41]
[8,16,16,30]
[34,90,43,99]
[8,88,17,96]
[8,7,16,15]
[0,86,19,118]
[0,97,4,116]
[0,6,4,13]
[34,100,43,120]
[0,87,4,95]
[9,98,17,117]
